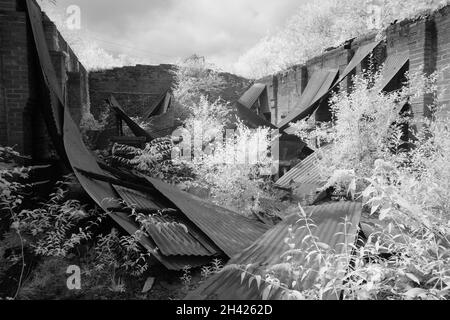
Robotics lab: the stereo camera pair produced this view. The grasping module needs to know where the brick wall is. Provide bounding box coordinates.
[0,0,37,156]
[256,8,450,127]
[89,65,250,121]
[0,0,89,160]
[89,64,176,120]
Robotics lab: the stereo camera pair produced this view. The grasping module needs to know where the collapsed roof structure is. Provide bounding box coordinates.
[186,202,362,300]
[23,0,414,300]
[25,0,270,271]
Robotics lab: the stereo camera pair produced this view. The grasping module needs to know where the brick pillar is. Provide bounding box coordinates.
[42,18,60,52]
[435,6,450,117]
[407,19,438,119]
[0,8,33,154]
[67,72,82,125]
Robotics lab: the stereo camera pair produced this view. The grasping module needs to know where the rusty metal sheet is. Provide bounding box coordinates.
[186,201,362,300]
[144,177,271,258]
[278,69,338,130]
[379,52,409,91]
[114,185,220,257]
[275,144,332,190]
[238,83,266,109]
[108,96,154,141]
[26,0,63,134]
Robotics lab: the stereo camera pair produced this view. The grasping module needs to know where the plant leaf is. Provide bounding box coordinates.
[262,284,272,300]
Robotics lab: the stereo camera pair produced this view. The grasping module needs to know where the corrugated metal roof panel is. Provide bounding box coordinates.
[238,83,266,109]
[278,70,338,129]
[379,52,409,91]
[186,201,362,300]
[114,185,220,257]
[112,211,215,270]
[144,177,271,258]
[279,41,382,131]
[114,185,164,211]
[275,144,333,190]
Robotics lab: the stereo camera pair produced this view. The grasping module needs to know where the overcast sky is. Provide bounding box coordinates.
[42,0,303,72]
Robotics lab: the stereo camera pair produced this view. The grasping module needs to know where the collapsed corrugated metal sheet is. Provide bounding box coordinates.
[379,52,409,91]
[231,83,276,129]
[275,144,333,190]
[144,177,271,258]
[278,40,382,130]
[238,83,267,109]
[278,70,339,130]
[111,211,214,270]
[114,185,220,257]
[108,96,155,141]
[26,2,228,271]
[233,101,276,129]
[186,201,362,300]
[144,89,172,119]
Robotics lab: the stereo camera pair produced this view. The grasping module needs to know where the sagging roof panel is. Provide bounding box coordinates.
[64,99,121,212]
[233,101,277,129]
[238,83,267,109]
[114,185,220,257]
[275,144,333,190]
[337,40,382,85]
[144,177,271,258]
[144,89,172,119]
[379,52,409,91]
[186,201,362,300]
[278,69,338,129]
[278,40,382,131]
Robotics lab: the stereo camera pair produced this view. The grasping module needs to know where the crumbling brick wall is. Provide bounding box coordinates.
[260,6,450,126]
[88,64,175,120]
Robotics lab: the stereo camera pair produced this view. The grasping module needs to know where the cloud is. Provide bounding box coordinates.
[45,0,303,73]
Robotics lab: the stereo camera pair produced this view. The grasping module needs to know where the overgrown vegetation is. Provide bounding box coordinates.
[235,0,450,78]
[227,67,450,300]
[0,147,195,299]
